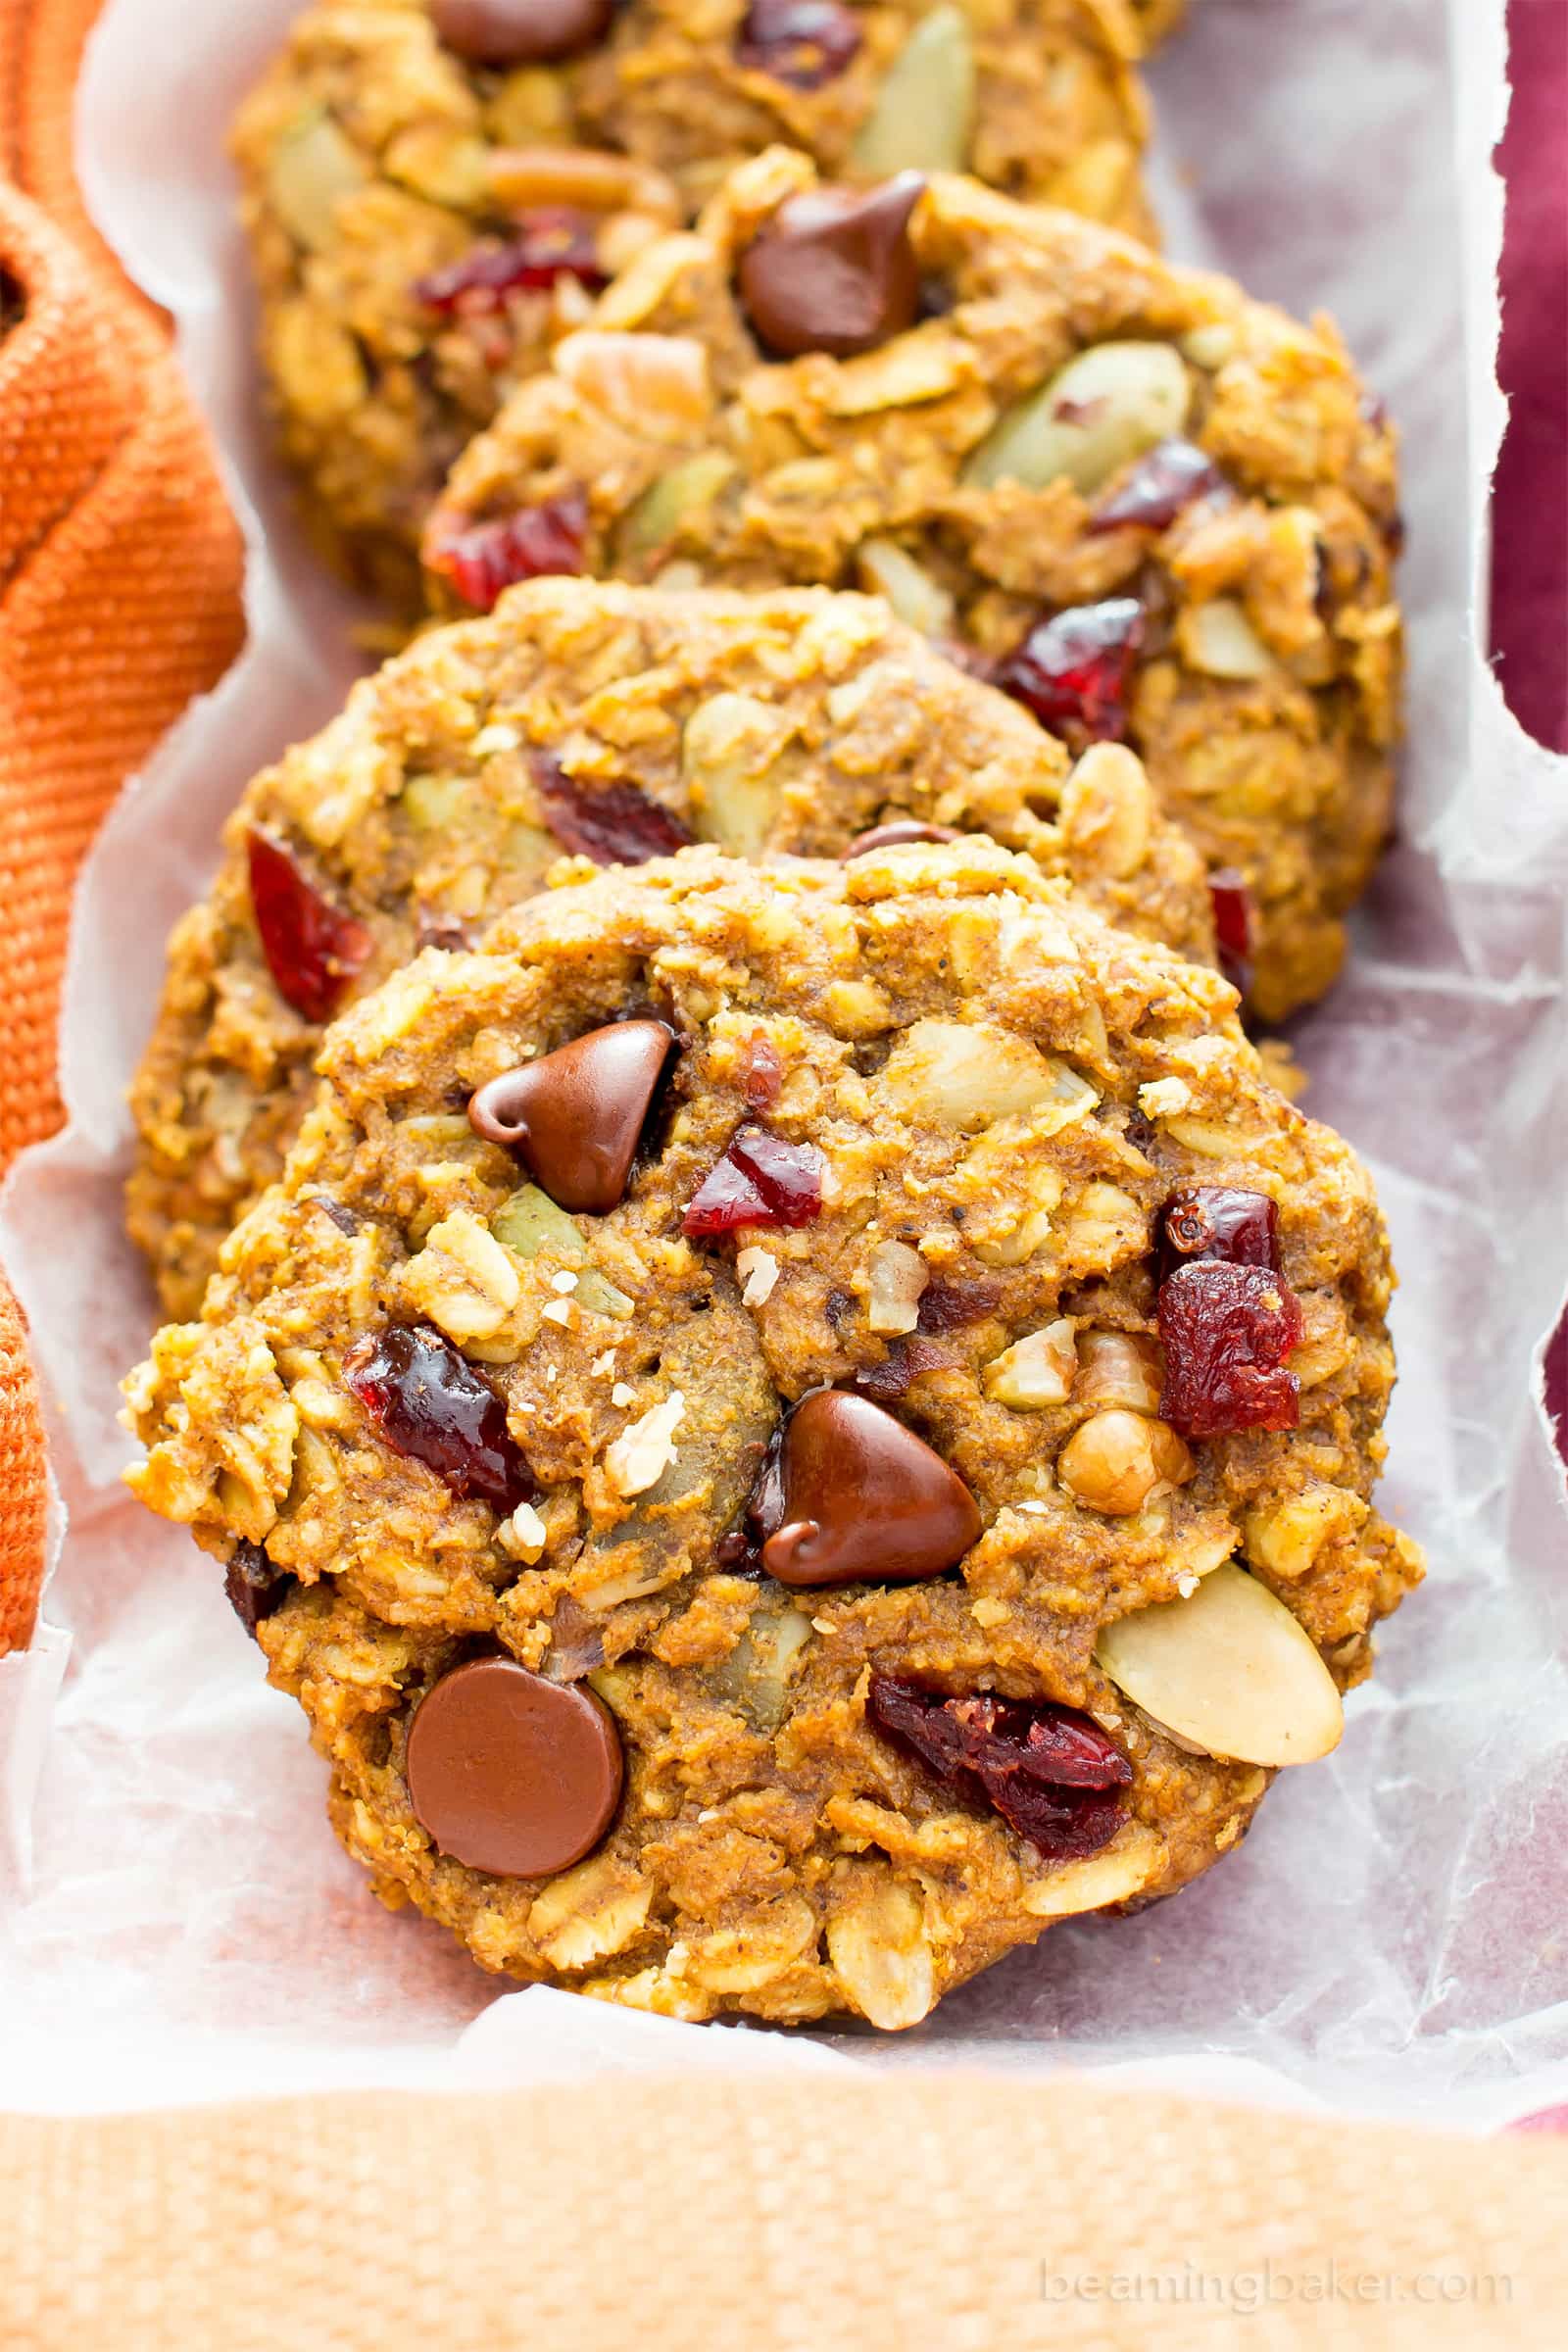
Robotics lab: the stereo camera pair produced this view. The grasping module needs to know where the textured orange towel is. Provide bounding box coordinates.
[0,9,1564,2336]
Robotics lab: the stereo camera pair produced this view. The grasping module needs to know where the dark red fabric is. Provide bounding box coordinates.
[1493,1,1568,1458]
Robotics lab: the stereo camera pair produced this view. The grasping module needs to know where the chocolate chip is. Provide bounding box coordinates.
[223,1541,292,1638]
[761,1390,980,1589]
[841,820,960,858]
[406,1656,623,1879]
[430,0,614,67]
[468,1019,675,1214]
[737,172,925,360]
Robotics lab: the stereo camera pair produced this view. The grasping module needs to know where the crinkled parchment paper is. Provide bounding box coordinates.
[2,0,1565,2122]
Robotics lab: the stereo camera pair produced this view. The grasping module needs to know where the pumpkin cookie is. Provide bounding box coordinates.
[236,0,1154,604]
[123,842,1421,2029]
[125,579,1211,1318]
[426,151,1403,1019]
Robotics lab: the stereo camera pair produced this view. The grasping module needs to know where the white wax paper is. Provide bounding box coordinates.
[3,0,1566,2124]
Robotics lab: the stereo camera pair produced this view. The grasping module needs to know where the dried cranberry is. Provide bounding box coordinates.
[1088,438,1226,534]
[532,755,696,865]
[1157,1260,1303,1440]
[223,1540,292,1639]
[741,1032,785,1112]
[415,213,606,314]
[995,599,1145,745]
[1207,867,1255,998]
[854,1335,956,1402]
[343,1325,534,1509]
[916,1276,1004,1334]
[735,0,861,86]
[1160,1186,1279,1283]
[426,491,588,612]
[868,1678,1132,1863]
[248,832,373,1023]
[682,1124,825,1238]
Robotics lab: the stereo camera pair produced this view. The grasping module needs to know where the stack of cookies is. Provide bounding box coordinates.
[122,0,1421,2032]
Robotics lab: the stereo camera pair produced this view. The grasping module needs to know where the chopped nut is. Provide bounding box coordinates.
[611,1381,636,1407]
[1180,321,1238,369]
[550,1271,579,1295]
[1075,1329,1164,1416]
[1139,1076,1195,1120]
[736,1246,781,1307]
[497,1503,549,1564]
[590,1350,618,1378]
[882,1019,1099,1133]
[605,1391,686,1497]
[555,330,713,440]
[1096,1563,1345,1766]
[1180,598,1276,680]
[866,1241,929,1336]
[401,1209,520,1344]
[983,1318,1077,1409]
[1060,743,1154,881]
[541,1298,573,1326]
[826,1877,937,2031]
[1057,1409,1194,1516]
[1245,1482,1369,1580]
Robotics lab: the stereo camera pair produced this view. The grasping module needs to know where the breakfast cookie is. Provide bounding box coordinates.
[125,579,1212,1320]
[426,150,1403,1021]
[234,0,1155,603]
[123,842,1421,2029]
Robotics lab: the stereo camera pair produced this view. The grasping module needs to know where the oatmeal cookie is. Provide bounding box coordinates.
[235,0,1155,603]
[126,578,1212,1319]
[124,842,1421,2029]
[427,150,1403,1021]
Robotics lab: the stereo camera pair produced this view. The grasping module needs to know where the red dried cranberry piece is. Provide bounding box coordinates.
[426,490,588,612]
[248,832,373,1022]
[735,0,862,87]
[1207,866,1256,998]
[223,1540,292,1638]
[916,1276,1004,1334]
[868,1678,1132,1863]
[532,755,696,865]
[741,1032,785,1111]
[415,213,607,314]
[682,1124,824,1237]
[995,598,1145,745]
[343,1325,534,1509]
[1088,438,1226,534]
[1157,1260,1303,1440]
[1160,1186,1279,1283]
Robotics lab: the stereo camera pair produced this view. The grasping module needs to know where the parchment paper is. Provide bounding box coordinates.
[2,0,1565,2124]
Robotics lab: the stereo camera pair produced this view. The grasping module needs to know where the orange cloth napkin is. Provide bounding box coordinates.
[0,10,1565,2340]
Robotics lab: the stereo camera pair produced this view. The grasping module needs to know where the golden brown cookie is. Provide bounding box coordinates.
[125,579,1212,1318]
[235,0,1155,604]
[123,842,1421,2029]
[426,151,1403,1021]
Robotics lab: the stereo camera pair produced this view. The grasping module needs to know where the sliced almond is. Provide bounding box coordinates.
[1095,1562,1345,1766]
[964,340,1192,495]
[1022,1822,1161,1917]
[826,1878,937,2031]
[852,4,975,176]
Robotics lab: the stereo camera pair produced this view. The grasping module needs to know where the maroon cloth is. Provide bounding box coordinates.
[1493,2,1568,1456]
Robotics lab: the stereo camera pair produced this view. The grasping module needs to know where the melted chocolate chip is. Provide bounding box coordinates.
[469,1020,675,1214]
[405,1656,622,1878]
[737,172,925,360]
[760,1390,980,1589]
[431,0,613,67]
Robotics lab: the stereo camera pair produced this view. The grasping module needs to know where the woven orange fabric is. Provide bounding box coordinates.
[3,2074,1566,2347]
[0,0,245,1654]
